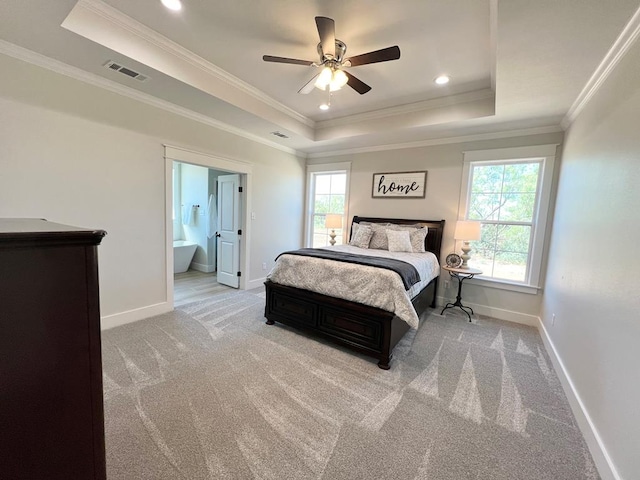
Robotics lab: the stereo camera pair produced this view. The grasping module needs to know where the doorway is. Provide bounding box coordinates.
[165,146,252,308]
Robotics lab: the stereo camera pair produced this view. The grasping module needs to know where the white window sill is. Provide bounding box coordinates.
[465,276,541,295]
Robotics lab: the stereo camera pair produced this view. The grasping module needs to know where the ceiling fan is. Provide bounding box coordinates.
[263,16,400,95]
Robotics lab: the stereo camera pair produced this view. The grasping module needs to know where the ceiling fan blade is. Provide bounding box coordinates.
[298,74,320,94]
[262,55,315,66]
[345,45,401,67]
[345,71,372,95]
[315,16,335,59]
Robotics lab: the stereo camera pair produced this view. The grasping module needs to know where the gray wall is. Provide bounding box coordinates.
[309,130,565,324]
[541,35,640,479]
[0,53,305,325]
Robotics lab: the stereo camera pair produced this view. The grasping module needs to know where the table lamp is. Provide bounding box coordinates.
[454,220,481,268]
[325,214,343,246]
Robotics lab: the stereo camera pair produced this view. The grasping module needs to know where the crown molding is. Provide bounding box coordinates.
[0,40,563,162]
[0,39,300,156]
[68,0,314,129]
[562,4,640,129]
[306,125,563,159]
[316,89,495,130]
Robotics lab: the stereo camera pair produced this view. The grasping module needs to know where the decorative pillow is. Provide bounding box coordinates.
[368,223,422,250]
[349,225,373,248]
[386,229,413,252]
[368,224,392,250]
[409,227,427,253]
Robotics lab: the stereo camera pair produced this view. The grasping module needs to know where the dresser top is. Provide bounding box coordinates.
[0,218,106,246]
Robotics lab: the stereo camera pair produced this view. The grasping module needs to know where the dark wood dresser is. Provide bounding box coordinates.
[0,218,107,480]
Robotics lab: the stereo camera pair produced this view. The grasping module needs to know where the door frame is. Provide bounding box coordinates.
[164,145,252,306]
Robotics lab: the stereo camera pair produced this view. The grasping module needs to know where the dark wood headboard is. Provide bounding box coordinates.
[351,216,445,260]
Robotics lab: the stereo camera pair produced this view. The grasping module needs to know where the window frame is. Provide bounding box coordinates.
[305,162,351,247]
[459,144,557,294]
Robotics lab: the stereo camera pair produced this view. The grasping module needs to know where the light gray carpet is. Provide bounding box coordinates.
[101,289,599,480]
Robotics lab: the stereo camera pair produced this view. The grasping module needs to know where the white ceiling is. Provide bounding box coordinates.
[0,0,638,156]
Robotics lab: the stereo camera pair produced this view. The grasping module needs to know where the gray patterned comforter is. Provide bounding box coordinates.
[267,245,440,328]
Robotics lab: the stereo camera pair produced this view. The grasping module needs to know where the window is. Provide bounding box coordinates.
[460,145,556,291]
[306,163,351,247]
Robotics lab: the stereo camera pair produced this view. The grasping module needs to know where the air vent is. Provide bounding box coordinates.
[103,60,149,82]
[270,131,289,139]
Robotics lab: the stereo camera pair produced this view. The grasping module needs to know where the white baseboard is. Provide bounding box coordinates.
[536,318,620,480]
[436,295,538,326]
[189,262,215,273]
[246,276,266,291]
[101,302,172,330]
[435,293,619,478]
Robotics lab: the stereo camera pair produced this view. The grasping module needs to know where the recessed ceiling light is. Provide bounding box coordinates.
[434,75,451,85]
[319,103,330,111]
[161,0,182,11]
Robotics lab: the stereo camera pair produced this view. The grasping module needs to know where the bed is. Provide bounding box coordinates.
[264,216,445,369]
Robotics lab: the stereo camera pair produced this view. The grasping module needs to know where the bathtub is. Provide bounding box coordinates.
[173,240,198,273]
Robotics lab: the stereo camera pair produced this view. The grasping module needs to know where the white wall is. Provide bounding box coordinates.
[541,35,640,480]
[180,162,211,270]
[308,131,564,324]
[0,53,305,325]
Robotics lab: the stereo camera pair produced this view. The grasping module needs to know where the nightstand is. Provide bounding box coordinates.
[441,265,482,322]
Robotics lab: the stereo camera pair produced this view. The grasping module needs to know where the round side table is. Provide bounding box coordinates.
[440,265,482,322]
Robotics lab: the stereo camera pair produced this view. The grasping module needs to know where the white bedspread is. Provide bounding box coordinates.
[266,245,440,329]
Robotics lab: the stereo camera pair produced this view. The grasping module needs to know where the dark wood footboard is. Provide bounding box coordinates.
[264,277,437,369]
[264,216,444,369]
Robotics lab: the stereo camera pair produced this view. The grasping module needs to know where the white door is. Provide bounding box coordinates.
[216,174,241,288]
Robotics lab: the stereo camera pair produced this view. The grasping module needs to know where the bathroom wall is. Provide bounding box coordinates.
[177,164,232,273]
[180,162,211,271]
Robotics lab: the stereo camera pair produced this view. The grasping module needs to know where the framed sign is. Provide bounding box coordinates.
[372,171,427,198]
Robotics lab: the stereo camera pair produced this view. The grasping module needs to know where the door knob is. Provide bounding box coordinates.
[215,232,221,238]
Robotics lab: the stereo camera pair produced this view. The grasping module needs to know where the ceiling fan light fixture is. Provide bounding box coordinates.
[315,67,348,92]
[263,16,397,96]
[315,66,333,89]
[434,74,451,85]
[161,0,182,11]
[332,69,348,88]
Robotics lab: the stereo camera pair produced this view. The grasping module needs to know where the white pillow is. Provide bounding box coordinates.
[349,225,373,248]
[386,229,413,252]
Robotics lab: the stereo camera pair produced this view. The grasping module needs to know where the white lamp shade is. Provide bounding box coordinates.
[332,69,348,88]
[454,220,481,240]
[315,68,348,92]
[314,67,332,89]
[325,214,343,229]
